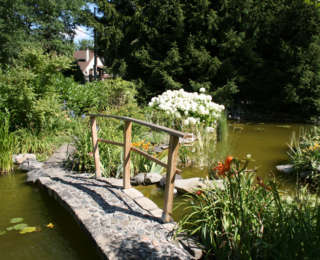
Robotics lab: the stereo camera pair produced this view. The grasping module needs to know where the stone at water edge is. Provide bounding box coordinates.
[132,173,145,185]
[144,173,162,184]
[276,164,294,174]
[12,154,36,164]
[159,174,183,187]
[19,159,44,171]
[174,178,224,194]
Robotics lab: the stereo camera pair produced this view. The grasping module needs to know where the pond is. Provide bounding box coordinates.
[0,171,100,260]
[136,122,308,220]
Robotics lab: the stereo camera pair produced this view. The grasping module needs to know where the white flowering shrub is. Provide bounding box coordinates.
[148,89,225,127]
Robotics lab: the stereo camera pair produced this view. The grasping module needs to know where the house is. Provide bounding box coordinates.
[74,49,110,81]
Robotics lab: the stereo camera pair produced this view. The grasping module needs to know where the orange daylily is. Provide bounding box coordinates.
[213,156,233,176]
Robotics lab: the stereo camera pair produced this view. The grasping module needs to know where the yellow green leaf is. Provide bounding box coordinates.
[19,226,37,234]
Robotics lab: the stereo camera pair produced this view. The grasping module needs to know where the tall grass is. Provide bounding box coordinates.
[14,128,72,161]
[0,113,15,174]
[177,157,320,259]
[67,118,123,177]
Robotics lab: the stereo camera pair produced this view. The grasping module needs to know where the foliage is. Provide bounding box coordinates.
[90,0,320,118]
[178,156,320,259]
[60,78,138,116]
[0,112,15,174]
[130,140,167,175]
[76,39,94,50]
[0,0,86,63]
[67,117,123,177]
[288,126,320,182]
[14,128,72,162]
[0,47,72,133]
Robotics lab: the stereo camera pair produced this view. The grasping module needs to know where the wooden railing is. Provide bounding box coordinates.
[88,114,188,222]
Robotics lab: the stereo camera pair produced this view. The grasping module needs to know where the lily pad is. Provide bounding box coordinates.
[0,230,6,235]
[10,217,24,224]
[13,223,28,230]
[6,226,14,231]
[19,226,37,234]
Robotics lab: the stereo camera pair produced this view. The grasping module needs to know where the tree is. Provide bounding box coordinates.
[0,0,86,63]
[76,39,94,50]
[89,0,320,118]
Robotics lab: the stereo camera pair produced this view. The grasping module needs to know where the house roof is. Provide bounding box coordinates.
[74,50,104,73]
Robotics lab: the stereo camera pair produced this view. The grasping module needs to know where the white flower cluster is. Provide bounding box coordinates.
[148,89,225,126]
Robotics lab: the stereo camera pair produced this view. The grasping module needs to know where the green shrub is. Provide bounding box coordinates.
[288,126,320,183]
[0,47,72,133]
[178,157,320,259]
[60,78,138,116]
[0,113,15,173]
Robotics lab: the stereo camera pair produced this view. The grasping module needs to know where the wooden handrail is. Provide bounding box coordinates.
[97,138,182,174]
[88,114,187,138]
[89,114,188,223]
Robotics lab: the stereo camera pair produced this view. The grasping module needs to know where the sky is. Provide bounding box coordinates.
[74,26,93,42]
[73,3,98,43]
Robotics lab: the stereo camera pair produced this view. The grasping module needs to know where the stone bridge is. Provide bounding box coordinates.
[25,145,200,259]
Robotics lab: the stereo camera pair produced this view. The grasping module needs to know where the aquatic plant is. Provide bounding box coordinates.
[0,217,38,236]
[0,113,15,174]
[178,156,320,259]
[288,126,320,184]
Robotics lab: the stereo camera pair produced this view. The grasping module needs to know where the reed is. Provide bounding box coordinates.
[0,113,15,174]
[177,157,320,259]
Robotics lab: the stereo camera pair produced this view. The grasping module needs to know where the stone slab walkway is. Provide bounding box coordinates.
[27,145,194,259]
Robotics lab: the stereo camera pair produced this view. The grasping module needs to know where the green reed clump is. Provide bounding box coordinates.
[0,113,15,174]
[288,126,320,184]
[67,117,123,177]
[14,128,72,162]
[177,157,320,259]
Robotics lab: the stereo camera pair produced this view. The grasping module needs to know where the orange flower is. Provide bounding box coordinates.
[213,161,225,176]
[224,156,233,171]
[213,156,233,176]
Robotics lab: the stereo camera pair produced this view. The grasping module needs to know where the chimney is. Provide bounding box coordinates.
[86,48,89,62]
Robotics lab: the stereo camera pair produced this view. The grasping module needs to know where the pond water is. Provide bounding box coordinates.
[0,122,308,257]
[136,122,309,220]
[0,171,100,260]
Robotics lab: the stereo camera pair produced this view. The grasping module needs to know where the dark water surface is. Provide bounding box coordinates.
[0,172,100,260]
[137,122,309,220]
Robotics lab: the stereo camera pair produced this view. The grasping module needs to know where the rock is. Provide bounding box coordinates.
[153,146,163,153]
[144,173,162,184]
[19,159,44,171]
[132,173,145,185]
[276,164,294,174]
[159,174,183,187]
[300,171,312,178]
[175,178,224,194]
[13,153,36,164]
[178,235,203,260]
[26,168,50,183]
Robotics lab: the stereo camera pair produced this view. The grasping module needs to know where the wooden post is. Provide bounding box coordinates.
[123,121,132,189]
[163,135,180,222]
[90,116,101,178]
